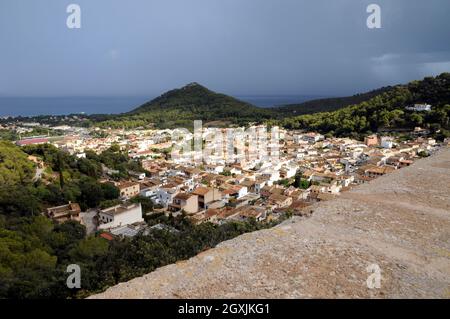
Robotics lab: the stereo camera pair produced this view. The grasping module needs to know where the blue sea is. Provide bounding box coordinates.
[0,95,322,117]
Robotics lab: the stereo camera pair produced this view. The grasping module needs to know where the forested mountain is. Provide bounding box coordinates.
[97,83,275,129]
[275,73,450,139]
[276,87,392,115]
[94,74,450,134]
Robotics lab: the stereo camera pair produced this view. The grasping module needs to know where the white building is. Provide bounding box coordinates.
[254,179,269,194]
[303,132,325,144]
[204,165,224,174]
[380,137,394,149]
[260,169,280,182]
[406,104,432,112]
[236,185,248,199]
[129,171,146,180]
[281,163,298,179]
[140,187,156,198]
[155,187,179,207]
[98,203,144,230]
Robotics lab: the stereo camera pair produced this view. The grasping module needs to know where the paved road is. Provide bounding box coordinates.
[80,209,98,235]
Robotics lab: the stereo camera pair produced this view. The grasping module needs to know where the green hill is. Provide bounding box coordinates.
[278,73,450,139]
[0,141,35,186]
[276,87,392,115]
[94,74,450,135]
[98,83,275,129]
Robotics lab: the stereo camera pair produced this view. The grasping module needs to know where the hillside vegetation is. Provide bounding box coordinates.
[274,73,450,139]
[276,87,392,115]
[0,141,35,186]
[4,75,450,135]
[97,82,275,129]
[94,74,450,136]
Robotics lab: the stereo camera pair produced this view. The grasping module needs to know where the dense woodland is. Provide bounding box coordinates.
[272,73,450,140]
[275,86,392,116]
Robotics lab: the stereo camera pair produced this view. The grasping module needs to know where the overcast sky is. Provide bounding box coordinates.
[1,0,449,97]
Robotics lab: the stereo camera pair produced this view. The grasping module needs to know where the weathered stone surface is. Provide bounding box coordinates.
[90,148,450,299]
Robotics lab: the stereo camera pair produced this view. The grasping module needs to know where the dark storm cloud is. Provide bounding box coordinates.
[0,0,449,97]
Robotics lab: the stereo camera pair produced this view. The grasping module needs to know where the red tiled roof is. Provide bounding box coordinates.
[16,138,49,146]
[192,187,210,196]
[100,233,114,241]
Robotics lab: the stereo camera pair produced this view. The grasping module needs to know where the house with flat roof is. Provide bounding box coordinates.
[155,184,180,207]
[117,181,140,199]
[190,208,220,225]
[192,186,222,209]
[168,192,199,214]
[268,194,293,209]
[405,104,432,112]
[46,202,81,224]
[234,206,267,222]
[364,135,378,147]
[221,185,248,200]
[98,203,144,230]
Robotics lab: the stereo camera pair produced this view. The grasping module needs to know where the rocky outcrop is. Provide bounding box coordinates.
[90,148,450,299]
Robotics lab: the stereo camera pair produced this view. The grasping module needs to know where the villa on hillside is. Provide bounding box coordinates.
[46,202,82,224]
[405,104,432,112]
[98,203,144,230]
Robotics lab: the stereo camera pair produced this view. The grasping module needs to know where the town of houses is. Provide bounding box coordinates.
[4,119,447,240]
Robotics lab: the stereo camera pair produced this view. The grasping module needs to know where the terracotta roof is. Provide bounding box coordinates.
[118,181,139,189]
[100,233,114,241]
[289,200,312,210]
[16,138,49,146]
[174,192,196,200]
[240,179,255,187]
[205,209,218,218]
[192,187,211,196]
[268,194,290,203]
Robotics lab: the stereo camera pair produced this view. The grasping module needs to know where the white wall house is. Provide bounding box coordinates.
[98,203,144,230]
[181,177,195,192]
[230,167,242,175]
[236,186,248,199]
[128,171,146,180]
[205,165,224,174]
[254,180,267,194]
[406,104,431,112]
[260,169,280,182]
[339,175,355,187]
[155,187,179,207]
[380,137,394,149]
[303,133,324,144]
[140,187,157,198]
[282,164,298,179]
